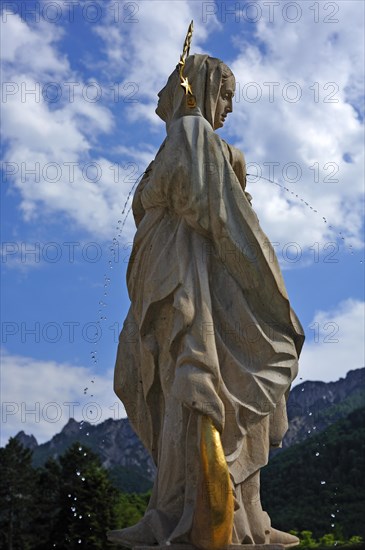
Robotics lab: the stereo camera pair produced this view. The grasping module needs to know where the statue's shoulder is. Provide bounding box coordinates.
[221,138,245,163]
[168,116,222,156]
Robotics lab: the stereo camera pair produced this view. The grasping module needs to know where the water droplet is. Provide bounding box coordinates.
[82,477,85,481]
[78,446,82,451]
[331,513,336,518]
[76,471,81,476]
[86,432,89,436]
[315,452,320,456]
[309,412,312,416]
[321,480,326,485]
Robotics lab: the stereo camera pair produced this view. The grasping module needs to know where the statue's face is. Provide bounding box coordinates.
[156,84,167,117]
[213,75,235,130]
[155,70,178,120]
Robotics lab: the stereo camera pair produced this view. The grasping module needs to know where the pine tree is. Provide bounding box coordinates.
[52,442,118,549]
[32,458,62,549]
[0,438,37,550]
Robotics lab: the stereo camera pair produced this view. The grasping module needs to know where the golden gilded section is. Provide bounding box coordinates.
[178,20,197,108]
[191,416,234,550]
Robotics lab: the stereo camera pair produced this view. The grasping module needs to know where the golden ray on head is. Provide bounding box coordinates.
[179,20,196,106]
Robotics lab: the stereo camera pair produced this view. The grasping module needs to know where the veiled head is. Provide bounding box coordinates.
[156,54,235,130]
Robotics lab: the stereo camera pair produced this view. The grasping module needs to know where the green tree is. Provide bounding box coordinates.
[261,407,365,540]
[114,492,150,530]
[0,438,37,550]
[52,442,118,549]
[299,530,318,547]
[318,533,336,546]
[32,458,62,549]
[347,535,364,546]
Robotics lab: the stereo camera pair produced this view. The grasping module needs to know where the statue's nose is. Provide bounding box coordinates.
[157,87,165,99]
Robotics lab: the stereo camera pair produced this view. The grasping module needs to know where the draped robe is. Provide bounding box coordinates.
[114,55,304,546]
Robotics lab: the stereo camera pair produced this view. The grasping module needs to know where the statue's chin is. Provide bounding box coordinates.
[155,104,166,121]
[213,120,224,130]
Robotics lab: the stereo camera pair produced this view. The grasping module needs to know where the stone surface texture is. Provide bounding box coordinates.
[111,53,304,549]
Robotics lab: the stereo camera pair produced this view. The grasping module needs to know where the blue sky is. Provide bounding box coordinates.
[1,0,364,445]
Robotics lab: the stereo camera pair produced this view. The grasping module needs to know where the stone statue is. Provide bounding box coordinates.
[108,23,304,550]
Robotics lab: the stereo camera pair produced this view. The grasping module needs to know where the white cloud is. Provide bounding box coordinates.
[0,3,219,243]
[92,0,219,121]
[94,1,365,254]
[1,13,131,240]
[295,298,365,384]
[0,349,123,446]
[1,2,363,258]
[1,14,68,75]
[225,0,364,252]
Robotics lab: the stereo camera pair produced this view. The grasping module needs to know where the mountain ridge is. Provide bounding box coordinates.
[12,367,365,491]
